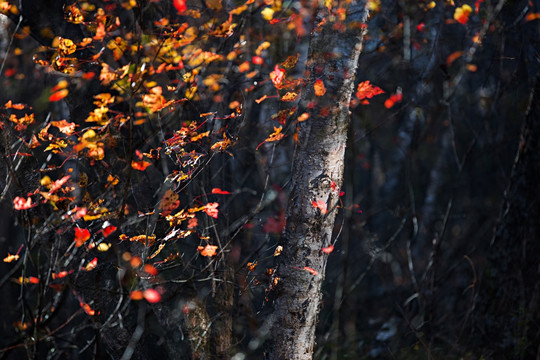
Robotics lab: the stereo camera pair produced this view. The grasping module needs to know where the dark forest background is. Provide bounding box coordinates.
[0,0,539,359]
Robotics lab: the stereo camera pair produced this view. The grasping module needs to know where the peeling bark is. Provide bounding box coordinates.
[266,3,369,359]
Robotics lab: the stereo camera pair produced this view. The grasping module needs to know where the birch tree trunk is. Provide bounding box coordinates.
[266,2,369,359]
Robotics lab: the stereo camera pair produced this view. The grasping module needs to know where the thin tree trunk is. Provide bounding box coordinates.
[266,2,369,359]
[475,74,540,358]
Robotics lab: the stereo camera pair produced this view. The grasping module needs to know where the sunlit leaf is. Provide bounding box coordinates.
[49,89,69,102]
[454,5,472,25]
[173,0,187,13]
[281,92,298,102]
[131,160,152,171]
[143,288,162,303]
[197,244,218,257]
[74,228,91,247]
[13,196,36,210]
[321,245,334,254]
[203,202,219,218]
[356,81,384,104]
[311,198,328,214]
[211,188,231,194]
[3,253,20,263]
[314,79,326,96]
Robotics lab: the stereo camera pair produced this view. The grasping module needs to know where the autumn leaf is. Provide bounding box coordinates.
[303,266,318,276]
[281,92,298,102]
[80,302,96,316]
[198,244,218,257]
[143,289,162,303]
[446,51,464,67]
[247,261,258,271]
[256,126,285,149]
[384,90,403,109]
[321,245,334,254]
[49,89,69,102]
[102,224,117,238]
[270,65,285,88]
[159,190,180,216]
[82,257,98,271]
[74,228,91,247]
[263,212,286,234]
[203,202,219,218]
[314,79,326,96]
[49,175,71,193]
[13,196,36,210]
[130,290,144,300]
[312,198,328,214]
[356,81,384,104]
[454,5,472,25]
[173,0,187,13]
[51,119,77,135]
[143,264,158,276]
[211,188,231,194]
[132,160,152,171]
[3,253,20,263]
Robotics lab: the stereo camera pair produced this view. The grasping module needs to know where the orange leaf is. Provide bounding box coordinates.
[314,79,326,96]
[81,302,96,315]
[28,276,39,284]
[321,245,334,254]
[197,244,218,257]
[446,51,463,67]
[281,92,298,102]
[130,290,144,300]
[3,253,20,263]
[143,264,158,276]
[74,228,91,247]
[356,81,384,103]
[49,89,69,102]
[131,160,152,171]
[51,119,77,135]
[247,261,258,271]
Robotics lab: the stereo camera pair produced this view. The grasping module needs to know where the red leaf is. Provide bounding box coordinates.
[311,199,328,214]
[173,0,187,13]
[356,81,384,104]
[303,266,318,276]
[74,228,91,247]
[143,264,158,276]
[49,89,69,102]
[102,225,117,238]
[131,160,152,171]
[321,245,334,254]
[211,188,231,195]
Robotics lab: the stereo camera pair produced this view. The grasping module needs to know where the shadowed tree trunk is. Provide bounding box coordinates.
[266,2,369,359]
[475,73,540,358]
